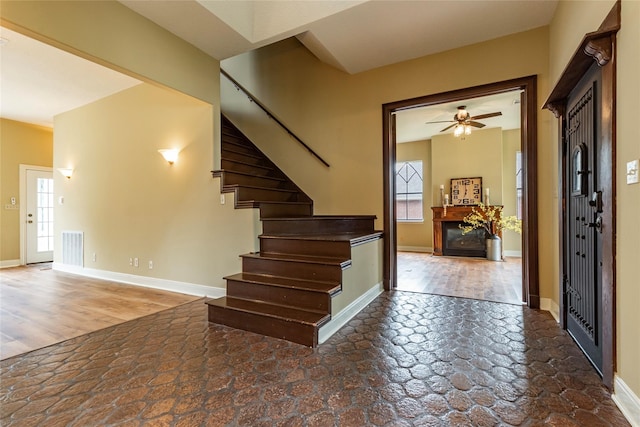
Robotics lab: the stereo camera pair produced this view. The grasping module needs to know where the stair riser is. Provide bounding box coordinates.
[222,150,266,165]
[221,173,292,190]
[226,280,331,312]
[262,218,375,235]
[236,187,305,203]
[221,159,274,176]
[260,238,351,258]
[259,203,313,218]
[208,305,317,347]
[242,257,343,282]
[222,140,258,156]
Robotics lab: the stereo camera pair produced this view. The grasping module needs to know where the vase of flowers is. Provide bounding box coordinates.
[459,203,522,261]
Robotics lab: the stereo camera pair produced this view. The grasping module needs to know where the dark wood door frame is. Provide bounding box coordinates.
[383,75,540,308]
[543,1,619,389]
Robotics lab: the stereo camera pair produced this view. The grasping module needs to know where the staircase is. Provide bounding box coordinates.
[206,116,382,347]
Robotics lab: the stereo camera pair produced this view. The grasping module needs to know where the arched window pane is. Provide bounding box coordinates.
[396,161,423,221]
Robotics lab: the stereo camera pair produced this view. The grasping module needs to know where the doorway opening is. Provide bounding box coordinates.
[392,90,524,305]
[383,76,539,309]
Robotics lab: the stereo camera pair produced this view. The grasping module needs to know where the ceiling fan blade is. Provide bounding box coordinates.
[470,111,502,120]
[425,120,456,124]
[468,121,486,128]
[441,123,457,132]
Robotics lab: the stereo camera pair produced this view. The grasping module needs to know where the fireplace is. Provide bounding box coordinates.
[442,222,487,257]
[431,205,501,257]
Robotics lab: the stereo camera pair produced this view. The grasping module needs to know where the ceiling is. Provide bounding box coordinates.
[395,90,523,143]
[0,0,557,128]
[121,0,558,74]
[0,27,141,128]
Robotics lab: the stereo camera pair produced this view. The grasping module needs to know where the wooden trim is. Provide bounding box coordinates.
[543,1,620,116]
[382,76,539,308]
[382,110,397,290]
[543,0,619,389]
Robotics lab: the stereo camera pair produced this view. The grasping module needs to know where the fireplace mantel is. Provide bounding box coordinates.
[431,205,502,256]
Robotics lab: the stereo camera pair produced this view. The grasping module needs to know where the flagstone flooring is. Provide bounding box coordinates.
[1,291,629,426]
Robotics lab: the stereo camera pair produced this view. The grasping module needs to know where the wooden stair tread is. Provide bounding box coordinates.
[206,296,330,326]
[225,272,341,294]
[262,215,377,221]
[221,158,274,170]
[260,231,383,242]
[222,147,264,160]
[224,184,301,194]
[213,169,287,182]
[241,252,351,267]
[235,200,312,208]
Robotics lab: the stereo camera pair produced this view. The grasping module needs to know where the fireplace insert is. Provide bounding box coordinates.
[442,221,487,257]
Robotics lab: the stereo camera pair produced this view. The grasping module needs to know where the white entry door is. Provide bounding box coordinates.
[26,169,54,264]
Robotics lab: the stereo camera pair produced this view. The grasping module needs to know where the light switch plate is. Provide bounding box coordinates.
[627,159,639,184]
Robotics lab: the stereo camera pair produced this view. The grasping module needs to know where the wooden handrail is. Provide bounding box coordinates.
[221,68,330,168]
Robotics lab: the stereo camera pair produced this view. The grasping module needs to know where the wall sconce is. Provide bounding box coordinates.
[158,149,180,165]
[57,168,74,179]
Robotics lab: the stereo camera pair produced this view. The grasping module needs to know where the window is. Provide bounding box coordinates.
[396,160,423,221]
[515,151,523,220]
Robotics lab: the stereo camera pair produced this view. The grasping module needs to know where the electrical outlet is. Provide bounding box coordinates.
[129,257,133,266]
[134,257,139,267]
[148,260,153,270]
[92,253,97,262]
[220,194,225,205]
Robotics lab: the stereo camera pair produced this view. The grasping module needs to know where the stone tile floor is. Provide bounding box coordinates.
[0,292,630,426]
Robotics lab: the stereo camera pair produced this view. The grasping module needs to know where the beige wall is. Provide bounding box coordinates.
[549,0,640,407]
[0,119,53,263]
[0,0,222,165]
[615,0,640,402]
[396,140,432,251]
[221,26,553,295]
[54,83,258,288]
[432,127,504,205]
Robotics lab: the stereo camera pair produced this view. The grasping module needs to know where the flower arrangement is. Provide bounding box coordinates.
[459,202,522,236]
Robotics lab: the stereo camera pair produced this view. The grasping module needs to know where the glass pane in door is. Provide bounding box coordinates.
[36,177,54,252]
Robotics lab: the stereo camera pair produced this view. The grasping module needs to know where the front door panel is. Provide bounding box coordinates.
[565,63,602,373]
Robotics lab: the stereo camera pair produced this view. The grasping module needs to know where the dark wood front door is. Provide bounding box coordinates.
[564,63,603,374]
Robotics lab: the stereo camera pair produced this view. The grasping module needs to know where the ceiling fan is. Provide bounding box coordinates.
[426,106,502,136]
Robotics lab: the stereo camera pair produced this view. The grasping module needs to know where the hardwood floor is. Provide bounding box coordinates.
[396,251,523,305]
[0,264,200,360]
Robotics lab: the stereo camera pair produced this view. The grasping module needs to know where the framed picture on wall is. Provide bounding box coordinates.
[451,177,482,205]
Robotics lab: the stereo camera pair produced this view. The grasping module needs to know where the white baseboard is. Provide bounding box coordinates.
[397,246,432,253]
[613,375,640,427]
[0,259,21,269]
[52,262,226,298]
[540,297,560,322]
[318,282,383,344]
[503,250,522,257]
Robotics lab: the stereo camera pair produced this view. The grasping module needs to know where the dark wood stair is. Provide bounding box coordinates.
[206,116,381,346]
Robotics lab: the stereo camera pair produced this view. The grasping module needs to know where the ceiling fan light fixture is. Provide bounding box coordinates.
[454,124,465,137]
[456,106,468,121]
[465,124,472,135]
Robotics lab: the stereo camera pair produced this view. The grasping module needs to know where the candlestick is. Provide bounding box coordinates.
[485,188,490,205]
[444,194,449,205]
[439,186,445,206]
[439,184,444,190]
